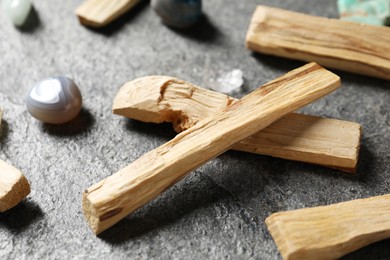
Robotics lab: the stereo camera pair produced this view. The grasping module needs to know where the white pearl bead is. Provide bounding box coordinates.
[26,77,83,124]
[2,0,32,27]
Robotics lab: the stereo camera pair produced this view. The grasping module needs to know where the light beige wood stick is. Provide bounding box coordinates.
[112,76,360,172]
[83,63,340,234]
[0,109,31,212]
[246,6,390,80]
[266,194,390,260]
[0,160,31,212]
[75,0,142,27]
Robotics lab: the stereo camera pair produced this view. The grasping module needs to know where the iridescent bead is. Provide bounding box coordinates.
[2,0,32,27]
[151,0,202,28]
[26,77,83,124]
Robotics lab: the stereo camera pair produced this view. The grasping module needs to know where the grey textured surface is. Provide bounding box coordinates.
[0,0,389,259]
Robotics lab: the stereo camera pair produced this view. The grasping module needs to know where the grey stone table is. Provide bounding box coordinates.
[0,0,389,259]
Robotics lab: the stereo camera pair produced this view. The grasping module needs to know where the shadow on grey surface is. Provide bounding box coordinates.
[18,6,40,33]
[0,200,43,232]
[250,52,306,74]
[330,69,390,91]
[0,120,9,146]
[341,238,390,260]
[218,145,374,209]
[41,108,95,137]
[125,119,177,140]
[84,0,150,37]
[99,171,231,243]
[352,143,376,182]
[166,14,222,43]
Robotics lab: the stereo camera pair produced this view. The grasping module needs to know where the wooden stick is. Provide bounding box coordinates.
[266,194,390,260]
[112,76,360,172]
[83,63,340,234]
[0,160,31,212]
[0,110,30,212]
[75,0,142,27]
[246,6,390,80]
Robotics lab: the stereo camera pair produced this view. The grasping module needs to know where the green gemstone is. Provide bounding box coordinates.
[2,0,32,27]
[337,0,390,26]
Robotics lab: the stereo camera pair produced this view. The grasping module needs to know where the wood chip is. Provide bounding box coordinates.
[246,5,390,80]
[113,76,360,172]
[75,0,142,27]
[83,63,340,234]
[0,160,31,212]
[266,194,390,260]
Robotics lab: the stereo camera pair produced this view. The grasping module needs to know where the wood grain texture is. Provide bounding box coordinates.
[0,160,30,212]
[83,63,340,234]
[113,75,359,172]
[246,5,390,80]
[266,194,390,260]
[75,0,141,27]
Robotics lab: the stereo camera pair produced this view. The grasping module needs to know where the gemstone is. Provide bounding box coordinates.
[26,77,83,124]
[338,0,390,26]
[151,0,202,28]
[2,0,32,27]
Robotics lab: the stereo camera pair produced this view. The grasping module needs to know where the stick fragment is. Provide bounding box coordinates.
[84,63,340,234]
[75,0,142,27]
[0,160,31,212]
[266,194,390,260]
[113,76,360,172]
[246,5,390,80]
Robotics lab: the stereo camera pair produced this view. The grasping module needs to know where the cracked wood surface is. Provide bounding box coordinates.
[83,63,340,234]
[112,75,360,172]
[266,194,390,260]
[246,6,390,80]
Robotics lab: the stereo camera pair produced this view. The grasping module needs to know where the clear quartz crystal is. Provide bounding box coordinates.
[211,69,244,94]
[2,0,32,27]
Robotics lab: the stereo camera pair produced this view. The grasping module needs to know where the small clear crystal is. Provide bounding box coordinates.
[211,69,244,94]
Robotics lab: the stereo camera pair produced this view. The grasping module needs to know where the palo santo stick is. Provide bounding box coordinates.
[112,76,360,172]
[246,6,390,80]
[0,160,31,212]
[266,194,390,260]
[84,63,340,234]
[75,0,142,27]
